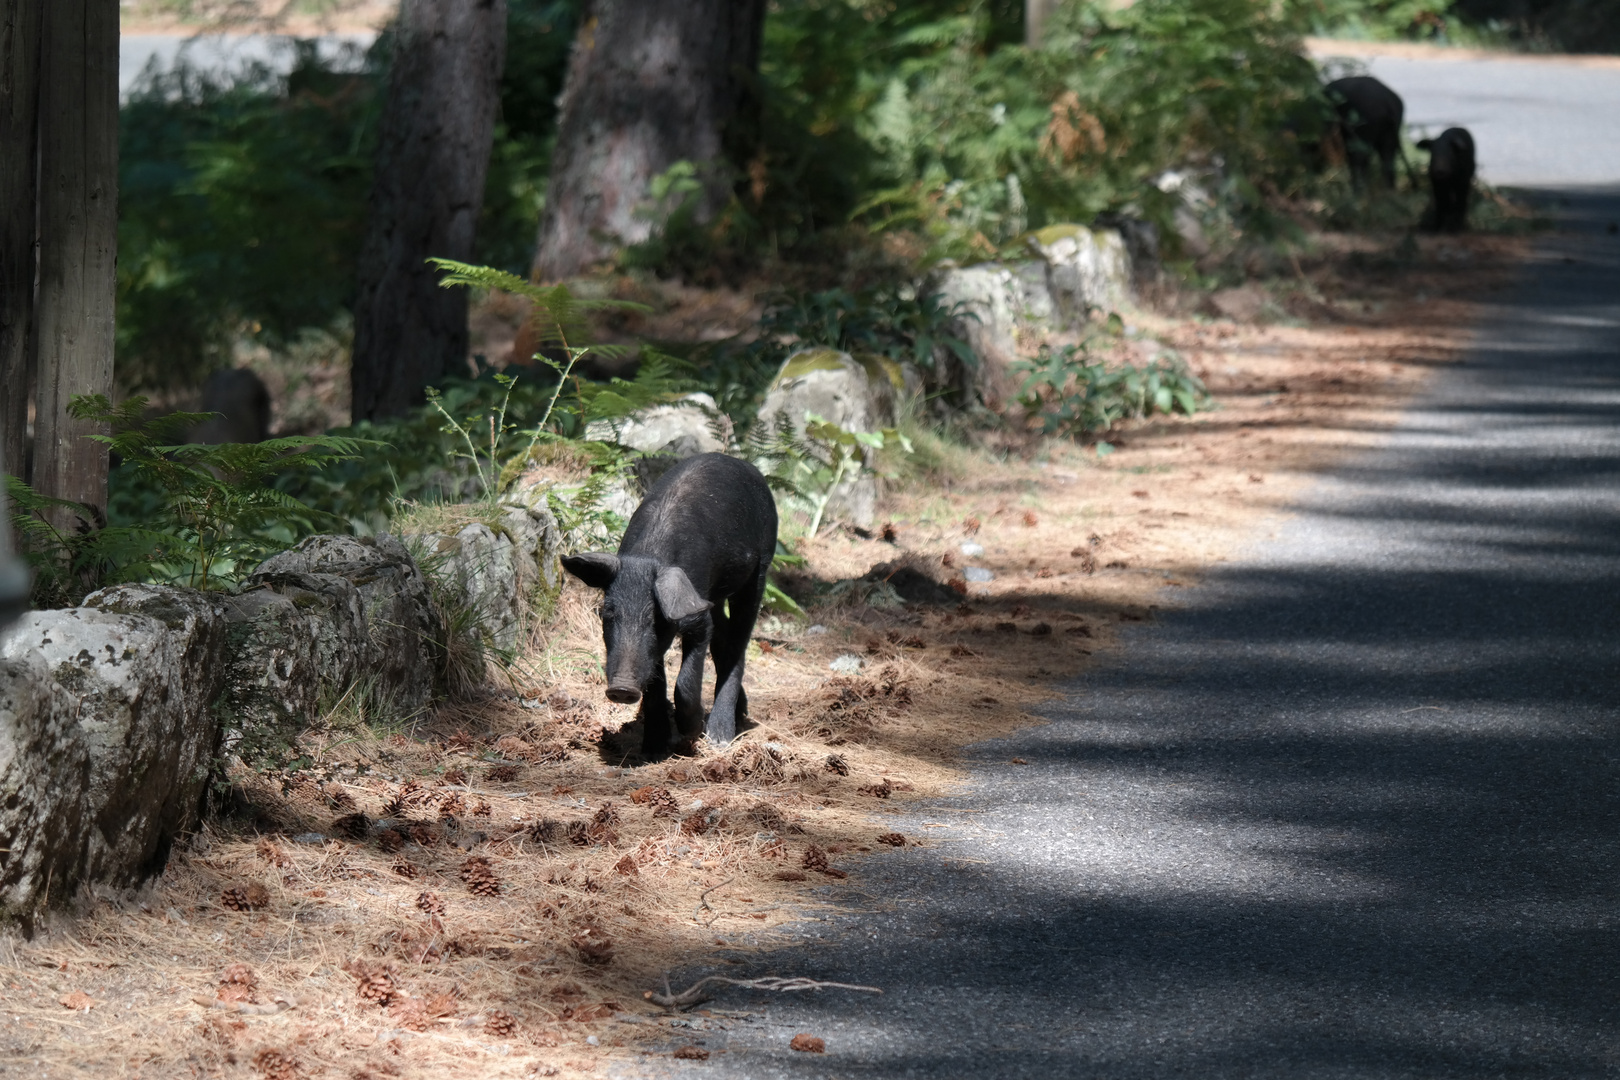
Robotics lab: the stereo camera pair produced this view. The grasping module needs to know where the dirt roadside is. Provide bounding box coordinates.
[0,227,1529,1080]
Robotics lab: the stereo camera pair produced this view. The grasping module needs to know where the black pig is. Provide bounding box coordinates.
[562,453,777,756]
[1324,76,1405,191]
[1418,127,1475,233]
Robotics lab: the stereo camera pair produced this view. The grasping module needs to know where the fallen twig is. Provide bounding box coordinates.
[645,974,882,1012]
[694,877,736,925]
[191,994,299,1015]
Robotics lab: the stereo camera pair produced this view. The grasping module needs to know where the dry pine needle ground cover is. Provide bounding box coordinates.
[0,229,1527,1079]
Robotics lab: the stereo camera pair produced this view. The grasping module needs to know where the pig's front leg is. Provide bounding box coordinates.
[637,666,672,759]
[672,618,712,741]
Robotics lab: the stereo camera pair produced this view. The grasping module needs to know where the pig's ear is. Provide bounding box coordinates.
[562,552,620,590]
[655,566,712,621]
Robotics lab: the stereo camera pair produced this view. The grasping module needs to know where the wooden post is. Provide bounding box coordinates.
[0,0,43,483]
[30,0,117,524]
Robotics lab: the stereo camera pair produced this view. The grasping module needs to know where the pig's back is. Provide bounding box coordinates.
[619,453,777,590]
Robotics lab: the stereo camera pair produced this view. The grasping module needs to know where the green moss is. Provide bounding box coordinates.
[778,349,851,382]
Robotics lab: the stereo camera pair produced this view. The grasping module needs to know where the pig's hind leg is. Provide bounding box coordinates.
[706,569,767,745]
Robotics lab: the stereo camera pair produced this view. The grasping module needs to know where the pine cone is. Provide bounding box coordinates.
[485,764,519,783]
[459,856,501,897]
[484,1009,518,1038]
[221,883,271,912]
[528,819,562,844]
[825,754,850,776]
[254,838,290,867]
[343,960,400,1006]
[566,821,591,847]
[572,929,614,966]
[221,963,257,988]
[801,844,829,873]
[408,822,438,847]
[218,963,258,1004]
[439,792,466,817]
[442,767,469,785]
[326,787,356,811]
[376,828,404,853]
[391,860,421,879]
[333,813,370,840]
[471,800,492,818]
[877,832,906,847]
[416,891,445,916]
[252,1047,300,1079]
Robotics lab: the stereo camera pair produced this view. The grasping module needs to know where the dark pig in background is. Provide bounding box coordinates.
[562,453,778,757]
[189,368,272,444]
[1324,75,1405,190]
[1418,127,1476,233]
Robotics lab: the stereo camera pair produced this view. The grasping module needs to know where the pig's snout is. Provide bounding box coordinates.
[605,684,642,705]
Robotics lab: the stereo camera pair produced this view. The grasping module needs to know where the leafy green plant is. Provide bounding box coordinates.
[1015,341,1211,438]
[9,395,368,602]
[748,413,913,538]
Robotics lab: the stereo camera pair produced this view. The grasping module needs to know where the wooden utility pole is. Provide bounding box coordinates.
[28,0,118,522]
[0,0,43,482]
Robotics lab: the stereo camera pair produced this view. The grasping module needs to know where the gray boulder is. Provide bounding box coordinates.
[407,504,562,664]
[754,349,904,528]
[583,392,728,457]
[0,585,230,927]
[931,262,1053,410]
[224,534,440,762]
[1026,224,1132,323]
[930,223,1135,410]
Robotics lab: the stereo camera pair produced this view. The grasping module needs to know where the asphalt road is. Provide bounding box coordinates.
[621,208,1620,1078]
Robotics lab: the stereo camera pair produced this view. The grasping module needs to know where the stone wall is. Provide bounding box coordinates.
[0,506,562,927]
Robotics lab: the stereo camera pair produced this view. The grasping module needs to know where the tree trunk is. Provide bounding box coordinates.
[531,0,767,283]
[31,0,116,525]
[350,0,507,423]
[0,0,42,482]
[1025,0,1058,47]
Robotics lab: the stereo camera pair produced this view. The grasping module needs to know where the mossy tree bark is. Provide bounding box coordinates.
[30,0,117,524]
[530,0,767,283]
[350,0,507,422]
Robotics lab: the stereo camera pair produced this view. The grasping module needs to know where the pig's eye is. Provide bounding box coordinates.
[600,602,616,618]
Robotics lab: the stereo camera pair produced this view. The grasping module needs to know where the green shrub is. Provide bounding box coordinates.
[10,396,368,605]
[1015,337,1211,439]
[117,44,379,394]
